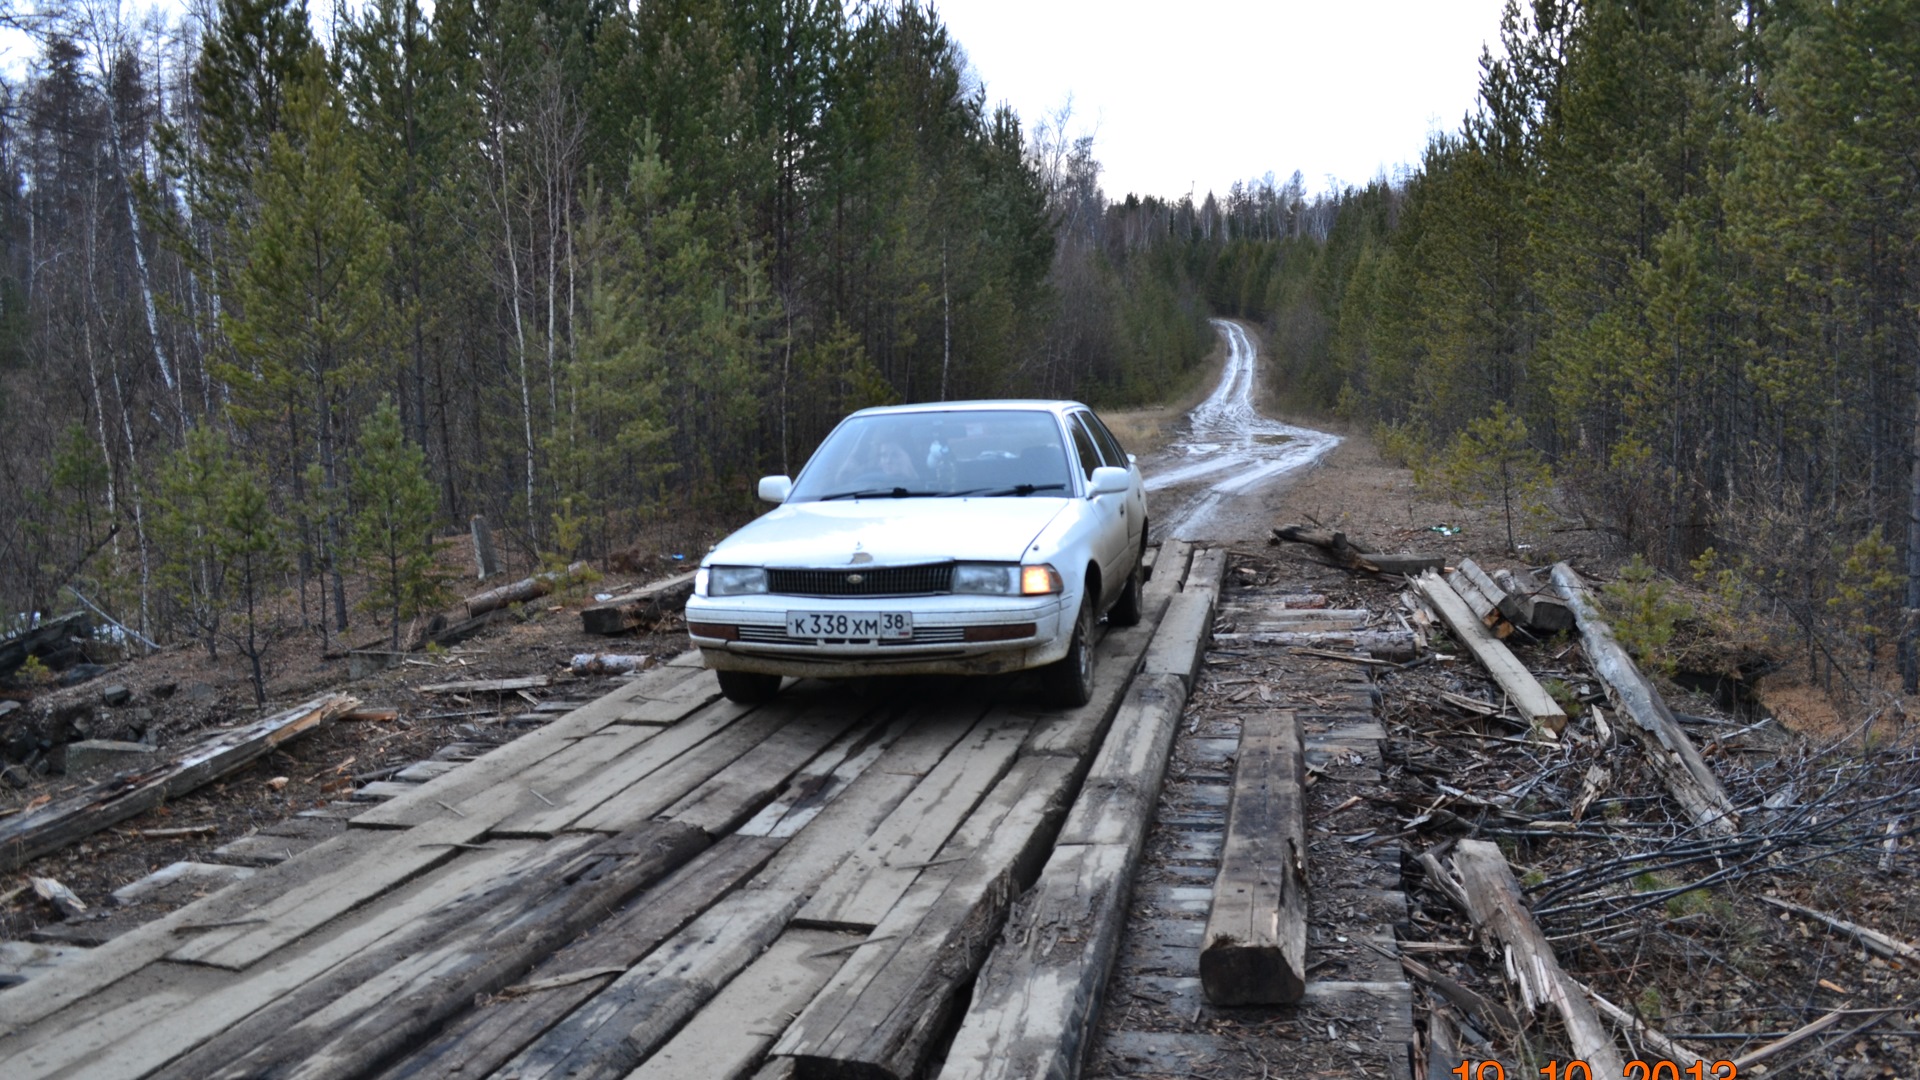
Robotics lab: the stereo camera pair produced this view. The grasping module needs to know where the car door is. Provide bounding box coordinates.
[1068,411,1129,609]
[1083,409,1145,556]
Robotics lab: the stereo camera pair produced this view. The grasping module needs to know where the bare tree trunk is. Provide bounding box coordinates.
[1903,378,1920,694]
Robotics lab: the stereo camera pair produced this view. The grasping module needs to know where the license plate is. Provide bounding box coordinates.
[786,610,913,640]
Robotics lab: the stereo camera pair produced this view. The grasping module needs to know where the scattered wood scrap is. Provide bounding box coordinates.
[1268,524,1444,576]
[465,562,590,618]
[1447,559,1515,639]
[419,676,551,695]
[1413,570,1567,735]
[581,571,696,635]
[1548,563,1738,835]
[0,694,357,873]
[1491,567,1573,634]
[1760,895,1920,963]
[1447,839,1625,1077]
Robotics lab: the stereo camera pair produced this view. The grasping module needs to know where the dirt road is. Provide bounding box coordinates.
[1146,319,1339,540]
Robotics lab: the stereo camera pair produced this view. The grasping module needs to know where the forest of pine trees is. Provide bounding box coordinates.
[0,0,1211,657]
[1163,0,1920,704]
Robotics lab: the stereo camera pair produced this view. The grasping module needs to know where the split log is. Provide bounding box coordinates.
[0,694,356,873]
[465,561,588,618]
[1448,559,1515,638]
[579,570,696,635]
[1201,708,1308,1005]
[1269,526,1444,576]
[1548,563,1738,834]
[1448,839,1625,1077]
[1412,570,1567,734]
[1491,568,1574,635]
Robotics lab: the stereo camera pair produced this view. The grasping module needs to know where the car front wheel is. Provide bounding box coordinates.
[717,670,783,704]
[1108,542,1144,627]
[1040,592,1097,707]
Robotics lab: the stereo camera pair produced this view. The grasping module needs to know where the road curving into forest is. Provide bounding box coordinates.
[1146,318,1340,539]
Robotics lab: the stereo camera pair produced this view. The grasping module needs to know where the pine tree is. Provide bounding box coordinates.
[152,425,237,658]
[220,462,286,704]
[348,397,443,651]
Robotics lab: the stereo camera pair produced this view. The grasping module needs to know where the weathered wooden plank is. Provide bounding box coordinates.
[45,842,540,1080]
[1449,558,1514,637]
[772,754,1079,1080]
[1209,629,1418,660]
[938,841,1135,1080]
[495,699,768,836]
[1200,709,1308,1005]
[630,928,858,1080]
[794,709,1029,931]
[737,718,908,839]
[1053,673,1186,850]
[1140,590,1215,691]
[1146,539,1192,593]
[660,707,870,837]
[1549,563,1738,834]
[1413,570,1567,734]
[1449,839,1625,1076]
[1183,546,1228,596]
[378,835,781,1080]
[496,886,805,1080]
[558,703,797,835]
[580,570,696,635]
[0,826,386,1036]
[0,694,356,873]
[348,668,699,829]
[617,668,723,724]
[194,823,712,1080]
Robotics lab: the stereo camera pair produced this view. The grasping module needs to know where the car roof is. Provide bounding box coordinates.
[845,399,1090,419]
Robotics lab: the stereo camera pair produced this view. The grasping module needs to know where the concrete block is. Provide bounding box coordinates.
[55,738,156,777]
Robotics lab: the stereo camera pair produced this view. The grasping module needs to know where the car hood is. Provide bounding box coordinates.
[708,498,1071,568]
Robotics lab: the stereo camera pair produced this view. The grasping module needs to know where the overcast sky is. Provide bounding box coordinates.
[933,0,1511,201]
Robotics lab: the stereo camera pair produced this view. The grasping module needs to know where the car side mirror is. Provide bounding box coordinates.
[1088,466,1130,497]
[757,475,793,503]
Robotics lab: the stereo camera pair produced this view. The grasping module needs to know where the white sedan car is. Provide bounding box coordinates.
[686,400,1149,706]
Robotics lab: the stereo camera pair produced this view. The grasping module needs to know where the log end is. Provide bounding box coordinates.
[1199,937,1306,1006]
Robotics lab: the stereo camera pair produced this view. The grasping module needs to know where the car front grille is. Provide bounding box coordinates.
[737,624,969,646]
[767,564,954,597]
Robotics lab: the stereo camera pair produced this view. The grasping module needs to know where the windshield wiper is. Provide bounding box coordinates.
[969,483,1067,497]
[816,487,938,501]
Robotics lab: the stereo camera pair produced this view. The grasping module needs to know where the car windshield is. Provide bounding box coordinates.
[787,410,1074,502]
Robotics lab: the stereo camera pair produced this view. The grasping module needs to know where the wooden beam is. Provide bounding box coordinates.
[1448,839,1625,1077]
[418,675,550,694]
[1201,708,1308,1005]
[580,571,696,635]
[1548,564,1738,834]
[0,694,357,873]
[1448,559,1514,638]
[464,562,587,618]
[1412,570,1567,735]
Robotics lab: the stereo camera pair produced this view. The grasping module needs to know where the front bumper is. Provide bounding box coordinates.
[684,592,1072,678]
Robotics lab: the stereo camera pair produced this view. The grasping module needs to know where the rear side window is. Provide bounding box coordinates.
[1068,416,1102,480]
[1081,411,1128,468]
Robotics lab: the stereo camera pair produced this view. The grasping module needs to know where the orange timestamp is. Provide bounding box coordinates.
[1452,1063,1737,1080]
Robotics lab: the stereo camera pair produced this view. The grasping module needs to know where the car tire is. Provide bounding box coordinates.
[1040,592,1097,708]
[717,670,783,704]
[1108,543,1144,627]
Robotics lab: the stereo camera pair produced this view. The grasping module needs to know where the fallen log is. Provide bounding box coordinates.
[579,571,696,635]
[465,562,589,618]
[418,675,550,695]
[1448,839,1625,1077]
[0,694,356,873]
[1413,570,1566,734]
[1269,526,1447,576]
[1759,895,1920,963]
[1201,708,1308,1005]
[1548,563,1738,834]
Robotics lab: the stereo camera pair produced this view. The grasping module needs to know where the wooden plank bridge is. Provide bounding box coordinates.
[0,543,1414,1079]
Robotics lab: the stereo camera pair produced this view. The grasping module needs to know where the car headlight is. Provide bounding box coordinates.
[705,566,769,596]
[951,564,1019,595]
[1019,564,1063,595]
